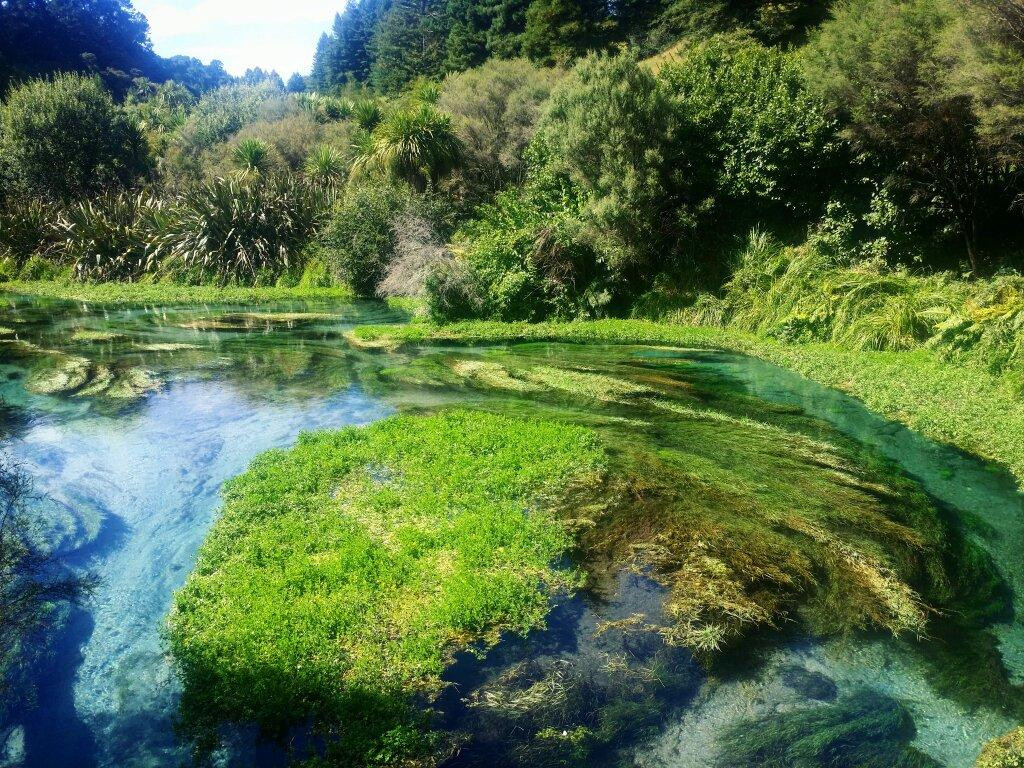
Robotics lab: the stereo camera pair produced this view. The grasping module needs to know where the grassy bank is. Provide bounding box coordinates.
[0,280,355,306]
[349,319,1024,488]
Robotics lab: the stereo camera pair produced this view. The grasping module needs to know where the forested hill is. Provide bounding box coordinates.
[0,0,233,97]
[308,0,829,91]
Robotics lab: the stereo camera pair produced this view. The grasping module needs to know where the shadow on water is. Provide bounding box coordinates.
[17,500,130,768]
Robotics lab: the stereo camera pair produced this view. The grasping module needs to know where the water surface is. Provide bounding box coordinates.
[0,296,1021,768]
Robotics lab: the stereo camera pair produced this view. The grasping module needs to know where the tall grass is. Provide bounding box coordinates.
[681,231,1024,388]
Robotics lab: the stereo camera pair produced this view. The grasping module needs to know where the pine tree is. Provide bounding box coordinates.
[310,32,333,91]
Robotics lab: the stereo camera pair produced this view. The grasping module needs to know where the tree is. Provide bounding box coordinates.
[287,72,307,93]
[371,0,449,91]
[522,0,608,64]
[660,37,842,227]
[804,0,1015,273]
[353,104,463,190]
[0,73,150,201]
[438,58,561,192]
[529,53,692,277]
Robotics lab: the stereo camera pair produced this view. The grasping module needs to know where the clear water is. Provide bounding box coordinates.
[0,296,1021,768]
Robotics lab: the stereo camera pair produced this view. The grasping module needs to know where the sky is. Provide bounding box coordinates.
[133,0,341,77]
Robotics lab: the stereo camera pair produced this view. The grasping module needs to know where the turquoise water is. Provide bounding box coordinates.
[1,297,1022,767]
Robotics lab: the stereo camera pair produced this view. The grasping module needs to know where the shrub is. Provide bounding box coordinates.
[0,199,62,269]
[304,144,349,191]
[0,73,150,200]
[428,186,611,322]
[528,52,693,280]
[319,182,410,296]
[659,36,842,225]
[17,254,61,281]
[352,99,383,131]
[438,59,562,193]
[53,192,166,282]
[153,175,328,285]
[169,83,293,177]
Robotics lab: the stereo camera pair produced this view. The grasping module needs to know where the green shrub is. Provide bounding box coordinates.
[152,175,328,285]
[352,105,462,192]
[0,73,150,200]
[320,182,410,296]
[0,199,61,268]
[429,186,610,321]
[17,254,61,281]
[231,137,273,175]
[54,192,165,282]
[438,59,562,193]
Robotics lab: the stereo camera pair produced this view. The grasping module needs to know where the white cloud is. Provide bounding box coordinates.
[134,0,343,75]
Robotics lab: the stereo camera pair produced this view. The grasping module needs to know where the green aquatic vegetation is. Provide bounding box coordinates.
[167,409,604,764]
[461,642,695,768]
[70,329,122,342]
[22,349,161,400]
[372,348,976,655]
[715,690,942,767]
[25,353,92,394]
[976,726,1024,767]
[348,318,1024,489]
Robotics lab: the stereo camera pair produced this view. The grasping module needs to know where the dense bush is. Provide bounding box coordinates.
[660,36,842,225]
[0,73,150,201]
[528,53,689,280]
[152,175,328,285]
[319,182,411,296]
[438,58,562,193]
[803,0,1024,274]
[168,83,293,179]
[0,199,62,269]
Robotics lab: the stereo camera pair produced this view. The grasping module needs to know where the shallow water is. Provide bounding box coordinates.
[0,297,1022,767]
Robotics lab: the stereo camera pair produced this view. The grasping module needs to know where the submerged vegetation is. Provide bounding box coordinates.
[170,338,1019,764]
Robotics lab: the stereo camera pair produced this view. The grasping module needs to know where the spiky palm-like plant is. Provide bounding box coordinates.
[304,145,348,192]
[352,105,462,192]
[352,100,383,131]
[232,137,272,175]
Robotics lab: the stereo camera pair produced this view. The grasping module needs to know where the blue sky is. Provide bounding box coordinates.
[133,0,342,77]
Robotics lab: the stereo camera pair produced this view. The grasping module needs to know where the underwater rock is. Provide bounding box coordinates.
[75,364,115,396]
[976,726,1024,767]
[715,689,942,767]
[778,664,838,701]
[0,725,25,767]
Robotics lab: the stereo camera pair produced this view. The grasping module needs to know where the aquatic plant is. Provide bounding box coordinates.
[715,690,941,767]
[976,726,1024,767]
[168,409,604,763]
[369,346,1010,678]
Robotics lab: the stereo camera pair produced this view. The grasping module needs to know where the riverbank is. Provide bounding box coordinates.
[0,280,354,306]
[349,319,1024,488]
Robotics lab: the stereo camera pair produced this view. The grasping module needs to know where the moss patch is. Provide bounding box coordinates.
[976,726,1024,767]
